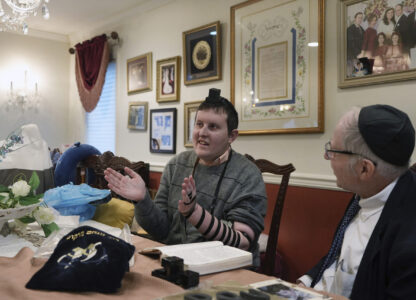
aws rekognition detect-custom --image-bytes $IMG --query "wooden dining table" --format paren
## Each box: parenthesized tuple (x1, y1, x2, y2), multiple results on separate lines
(0, 234, 274, 300)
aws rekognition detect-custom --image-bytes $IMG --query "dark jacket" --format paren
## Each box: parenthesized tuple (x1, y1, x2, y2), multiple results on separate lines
(308, 170, 416, 299)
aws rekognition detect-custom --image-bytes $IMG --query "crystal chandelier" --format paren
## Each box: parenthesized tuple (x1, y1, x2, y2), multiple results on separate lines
(0, 0, 50, 34)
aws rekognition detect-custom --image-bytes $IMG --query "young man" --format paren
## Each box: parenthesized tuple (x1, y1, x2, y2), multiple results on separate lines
(104, 89, 267, 265)
(299, 105, 416, 299)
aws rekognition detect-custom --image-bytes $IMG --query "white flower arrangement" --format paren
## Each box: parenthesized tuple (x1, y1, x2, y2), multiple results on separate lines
(0, 172, 59, 237)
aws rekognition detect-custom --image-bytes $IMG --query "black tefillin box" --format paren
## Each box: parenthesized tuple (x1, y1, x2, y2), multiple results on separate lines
(151, 256, 199, 289)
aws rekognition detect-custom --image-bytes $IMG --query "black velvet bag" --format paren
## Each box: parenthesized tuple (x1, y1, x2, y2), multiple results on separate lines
(26, 225, 135, 293)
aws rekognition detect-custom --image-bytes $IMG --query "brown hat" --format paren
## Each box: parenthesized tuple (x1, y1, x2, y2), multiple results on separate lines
(358, 105, 415, 166)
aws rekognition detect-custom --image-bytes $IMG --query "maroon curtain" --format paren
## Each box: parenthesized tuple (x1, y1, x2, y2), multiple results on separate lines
(75, 34, 109, 112)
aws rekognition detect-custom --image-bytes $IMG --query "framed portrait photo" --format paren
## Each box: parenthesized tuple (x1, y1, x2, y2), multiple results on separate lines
(231, 0, 325, 134)
(150, 108, 177, 154)
(339, 0, 416, 88)
(184, 101, 203, 147)
(182, 21, 221, 85)
(128, 102, 148, 131)
(127, 52, 152, 94)
(156, 56, 181, 102)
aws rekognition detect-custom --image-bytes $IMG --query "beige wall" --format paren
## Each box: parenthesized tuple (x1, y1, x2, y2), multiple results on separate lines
(2, 0, 415, 189)
(0, 32, 70, 148)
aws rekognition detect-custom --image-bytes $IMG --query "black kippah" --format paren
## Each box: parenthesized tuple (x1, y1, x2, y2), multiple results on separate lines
(358, 104, 415, 166)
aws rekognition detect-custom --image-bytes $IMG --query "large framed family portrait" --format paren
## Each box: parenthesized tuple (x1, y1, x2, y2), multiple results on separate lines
(149, 108, 177, 154)
(339, 0, 416, 88)
(231, 0, 325, 135)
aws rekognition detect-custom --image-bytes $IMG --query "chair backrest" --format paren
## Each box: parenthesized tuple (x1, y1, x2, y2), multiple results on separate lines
(76, 151, 150, 199)
(245, 154, 295, 276)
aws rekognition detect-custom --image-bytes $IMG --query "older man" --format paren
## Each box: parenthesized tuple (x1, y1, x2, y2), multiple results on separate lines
(104, 88, 267, 266)
(299, 105, 416, 299)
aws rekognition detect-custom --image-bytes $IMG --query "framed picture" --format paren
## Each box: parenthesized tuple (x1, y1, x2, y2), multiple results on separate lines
(150, 108, 177, 154)
(231, 0, 324, 134)
(127, 52, 152, 94)
(184, 101, 203, 147)
(156, 56, 181, 102)
(338, 0, 416, 88)
(127, 102, 148, 130)
(182, 21, 221, 85)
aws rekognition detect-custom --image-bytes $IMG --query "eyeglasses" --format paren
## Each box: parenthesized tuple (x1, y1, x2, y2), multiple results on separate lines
(324, 141, 377, 166)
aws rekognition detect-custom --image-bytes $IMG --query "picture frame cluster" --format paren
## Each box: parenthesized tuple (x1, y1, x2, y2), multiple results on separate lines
(126, 20, 223, 153)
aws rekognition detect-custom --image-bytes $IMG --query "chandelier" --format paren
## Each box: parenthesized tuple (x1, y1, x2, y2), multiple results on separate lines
(7, 70, 40, 110)
(0, 0, 50, 34)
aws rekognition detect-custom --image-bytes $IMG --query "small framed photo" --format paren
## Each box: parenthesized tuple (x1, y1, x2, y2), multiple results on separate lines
(150, 108, 177, 154)
(156, 56, 181, 102)
(127, 52, 152, 94)
(184, 101, 202, 147)
(128, 102, 148, 130)
(182, 21, 221, 85)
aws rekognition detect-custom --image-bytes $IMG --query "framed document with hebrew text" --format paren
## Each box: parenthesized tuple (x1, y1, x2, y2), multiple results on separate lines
(231, 0, 324, 134)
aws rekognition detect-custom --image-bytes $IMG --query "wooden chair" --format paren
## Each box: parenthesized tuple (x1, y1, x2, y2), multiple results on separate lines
(76, 151, 150, 199)
(245, 154, 295, 277)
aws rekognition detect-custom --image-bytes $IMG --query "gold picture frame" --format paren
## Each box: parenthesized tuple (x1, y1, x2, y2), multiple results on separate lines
(184, 101, 203, 147)
(127, 52, 152, 94)
(338, 0, 416, 88)
(182, 21, 221, 85)
(127, 102, 148, 131)
(156, 56, 181, 102)
(231, 0, 325, 134)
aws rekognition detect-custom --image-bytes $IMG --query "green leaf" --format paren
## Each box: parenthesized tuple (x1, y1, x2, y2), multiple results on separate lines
(19, 196, 40, 206)
(28, 171, 40, 192)
(41, 222, 59, 238)
(0, 185, 9, 192)
(19, 216, 36, 224)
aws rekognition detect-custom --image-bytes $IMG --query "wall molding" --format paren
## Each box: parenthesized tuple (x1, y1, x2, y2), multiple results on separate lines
(149, 163, 341, 191)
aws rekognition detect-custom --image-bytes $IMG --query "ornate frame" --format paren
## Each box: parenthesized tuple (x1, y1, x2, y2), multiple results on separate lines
(156, 56, 181, 102)
(127, 101, 148, 131)
(338, 0, 416, 88)
(184, 101, 203, 147)
(127, 52, 152, 94)
(182, 21, 221, 85)
(231, 0, 325, 134)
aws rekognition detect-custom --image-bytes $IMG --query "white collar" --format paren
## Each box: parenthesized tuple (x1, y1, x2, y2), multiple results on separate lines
(358, 178, 398, 220)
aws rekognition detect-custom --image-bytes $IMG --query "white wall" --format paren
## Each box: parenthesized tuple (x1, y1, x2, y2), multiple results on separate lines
(0, 32, 70, 148)
(5, 0, 414, 189)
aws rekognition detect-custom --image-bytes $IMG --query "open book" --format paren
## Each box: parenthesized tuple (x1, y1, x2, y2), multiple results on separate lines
(139, 241, 252, 275)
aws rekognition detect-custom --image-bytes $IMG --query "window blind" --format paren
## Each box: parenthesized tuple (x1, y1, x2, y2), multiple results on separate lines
(85, 61, 116, 153)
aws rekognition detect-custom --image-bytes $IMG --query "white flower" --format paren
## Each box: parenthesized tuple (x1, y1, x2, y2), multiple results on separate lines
(33, 206, 55, 225)
(10, 180, 31, 197)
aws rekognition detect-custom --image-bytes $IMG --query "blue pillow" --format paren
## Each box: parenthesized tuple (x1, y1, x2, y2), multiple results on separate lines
(54, 142, 100, 187)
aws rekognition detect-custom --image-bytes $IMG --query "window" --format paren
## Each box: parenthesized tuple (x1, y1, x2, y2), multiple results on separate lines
(85, 61, 116, 153)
